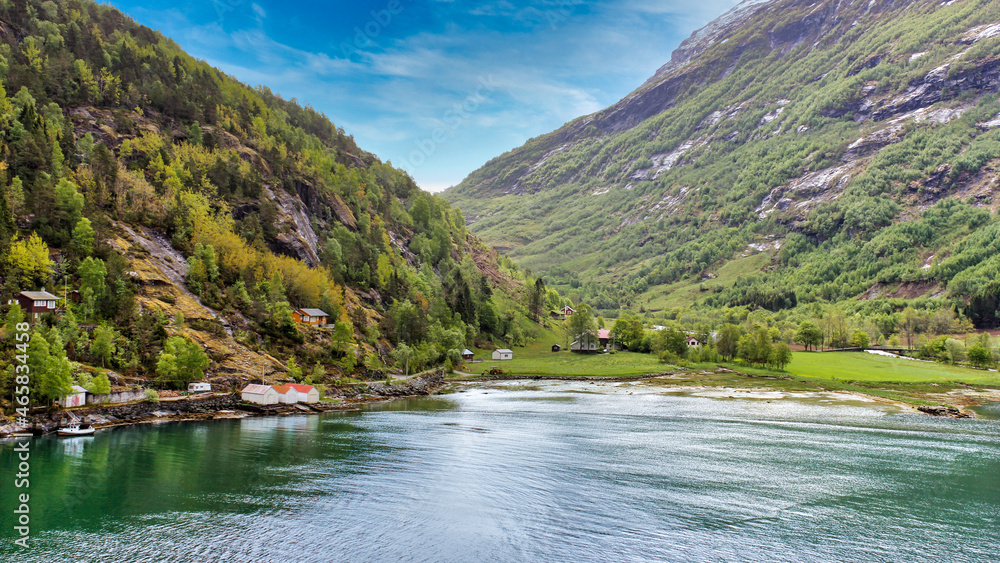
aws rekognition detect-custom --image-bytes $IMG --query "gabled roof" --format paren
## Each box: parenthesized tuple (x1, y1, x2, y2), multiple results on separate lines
(598, 329, 611, 339)
(462, 349, 474, 355)
(242, 384, 275, 395)
(70, 385, 88, 394)
(271, 385, 294, 394)
(298, 308, 328, 317)
(495, 348, 513, 354)
(288, 384, 316, 393)
(20, 290, 59, 300)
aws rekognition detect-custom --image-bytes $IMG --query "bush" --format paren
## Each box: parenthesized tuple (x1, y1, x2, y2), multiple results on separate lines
(144, 389, 160, 402)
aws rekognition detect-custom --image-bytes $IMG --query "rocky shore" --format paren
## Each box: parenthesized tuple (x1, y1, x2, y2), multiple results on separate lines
(0, 370, 446, 438)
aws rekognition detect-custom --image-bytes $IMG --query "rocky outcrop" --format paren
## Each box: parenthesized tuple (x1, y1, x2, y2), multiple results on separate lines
(918, 405, 972, 418)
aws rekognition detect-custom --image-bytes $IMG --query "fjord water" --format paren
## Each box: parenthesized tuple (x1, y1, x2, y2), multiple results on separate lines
(2, 383, 998, 562)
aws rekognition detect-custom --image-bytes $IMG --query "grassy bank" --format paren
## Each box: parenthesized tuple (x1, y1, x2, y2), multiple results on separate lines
(458, 341, 1000, 409)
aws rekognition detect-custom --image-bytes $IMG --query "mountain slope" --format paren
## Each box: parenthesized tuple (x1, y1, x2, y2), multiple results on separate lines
(445, 0, 1000, 327)
(0, 0, 552, 405)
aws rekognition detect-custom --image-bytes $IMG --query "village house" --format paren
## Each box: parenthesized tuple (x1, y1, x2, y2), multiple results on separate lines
(17, 288, 60, 323)
(686, 336, 703, 349)
(292, 308, 329, 327)
(461, 349, 475, 361)
(241, 384, 279, 405)
(492, 348, 513, 361)
(58, 385, 88, 408)
(561, 305, 576, 317)
(188, 382, 212, 393)
(571, 331, 601, 353)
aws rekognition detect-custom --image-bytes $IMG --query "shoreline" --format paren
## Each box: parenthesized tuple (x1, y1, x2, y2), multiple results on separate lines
(448, 366, 998, 418)
(0, 371, 447, 439)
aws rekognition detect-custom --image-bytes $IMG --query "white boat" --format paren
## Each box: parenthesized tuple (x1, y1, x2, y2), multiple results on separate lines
(57, 424, 95, 436)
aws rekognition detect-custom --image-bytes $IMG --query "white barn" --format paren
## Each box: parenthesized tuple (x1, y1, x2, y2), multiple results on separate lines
(241, 384, 279, 405)
(188, 382, 212, 393)
(58, 385, 88, 408)
(492, 349, 513, 361)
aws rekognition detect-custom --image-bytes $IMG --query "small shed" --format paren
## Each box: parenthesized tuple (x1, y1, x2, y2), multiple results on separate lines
(461, 349, 475, 361)
(288, 384, 320, 404)
(492, 348, 513, 361)
(549, 311, 566, 321)
(17, 289, 59, 322)
(58, 385, 88, 408)
(292, 308, 329, 326)
(241, 384, 279, 405)
(551, 344, 562, 352)
(188, 382, 212, 393)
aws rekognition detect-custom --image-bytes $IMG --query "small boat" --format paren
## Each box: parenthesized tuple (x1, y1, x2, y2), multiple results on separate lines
(57, 424, 95, 436)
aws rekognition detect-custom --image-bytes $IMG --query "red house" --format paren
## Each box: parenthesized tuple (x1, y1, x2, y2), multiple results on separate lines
(292, 308, 329, 326)
(17, 289, 60, 322)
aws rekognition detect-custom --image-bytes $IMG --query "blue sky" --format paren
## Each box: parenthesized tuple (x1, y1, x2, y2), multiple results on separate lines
(102, 0, 743, 192)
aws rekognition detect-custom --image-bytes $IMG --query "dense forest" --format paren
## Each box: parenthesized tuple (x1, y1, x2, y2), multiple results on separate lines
(0, 0, 566, 408)
(446, 0, 1000, 337)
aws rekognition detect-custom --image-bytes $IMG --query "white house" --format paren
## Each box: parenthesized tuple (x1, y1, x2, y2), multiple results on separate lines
(241, 384, 279, 405)
(188, 382, 212, 393)
(58, 385, 88, 408)
(492, 348, 513, 361)
(686, 336, 703, 348)
(287, 384, 320, 404)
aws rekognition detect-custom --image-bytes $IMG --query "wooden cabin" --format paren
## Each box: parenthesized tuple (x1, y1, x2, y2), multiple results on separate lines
(461, 349, 475, 361)
(17, 289, 59, 322)
(292, 308, 329, 326)
(551, 344, 562, 352)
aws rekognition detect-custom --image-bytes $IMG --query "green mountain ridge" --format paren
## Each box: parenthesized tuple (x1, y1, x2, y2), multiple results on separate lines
(0, 0, 554, 405)
(444, 0, 1000, 328)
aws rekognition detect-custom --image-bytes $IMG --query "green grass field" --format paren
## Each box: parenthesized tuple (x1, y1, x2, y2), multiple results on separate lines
(466, 334, 670, 377)
(787, 352, 1000, 386)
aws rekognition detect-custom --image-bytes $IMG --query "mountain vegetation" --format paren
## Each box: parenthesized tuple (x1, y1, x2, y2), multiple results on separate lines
(445, 0, 1000, 350)
(0, 0, 565, 408)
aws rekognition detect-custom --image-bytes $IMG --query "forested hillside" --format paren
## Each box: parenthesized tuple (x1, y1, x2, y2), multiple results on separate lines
(0, 0, 561, 406)
(446, 0, 1000, 332)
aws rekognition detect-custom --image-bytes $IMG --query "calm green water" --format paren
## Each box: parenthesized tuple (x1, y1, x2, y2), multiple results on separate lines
(2, 382, 999, 562)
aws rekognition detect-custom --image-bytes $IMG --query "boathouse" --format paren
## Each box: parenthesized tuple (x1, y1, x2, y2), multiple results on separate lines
(241, 384, 279, 405)
(58, 385, 89, 408)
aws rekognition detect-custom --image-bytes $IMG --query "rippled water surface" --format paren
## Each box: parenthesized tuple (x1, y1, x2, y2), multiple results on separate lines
(2, 382, 999, 562)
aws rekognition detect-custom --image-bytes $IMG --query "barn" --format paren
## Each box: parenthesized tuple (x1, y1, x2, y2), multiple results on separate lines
(241, 384, 279, 405)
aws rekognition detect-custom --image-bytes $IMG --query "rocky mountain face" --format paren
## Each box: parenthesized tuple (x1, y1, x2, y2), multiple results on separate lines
(445, 0, 1000, 324)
